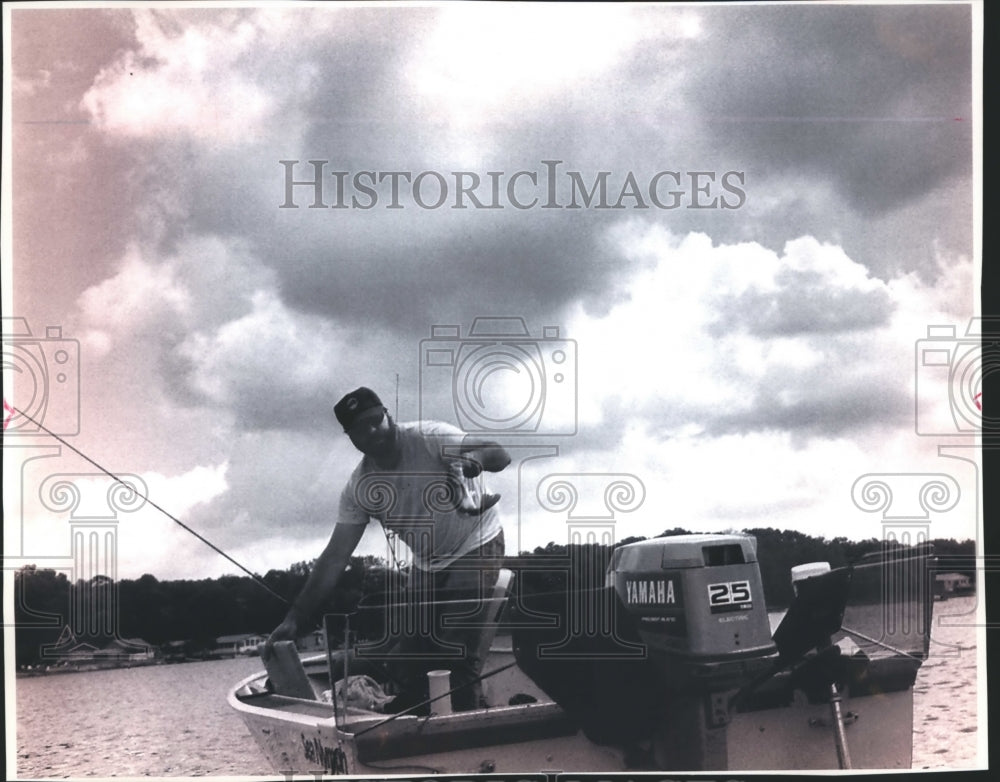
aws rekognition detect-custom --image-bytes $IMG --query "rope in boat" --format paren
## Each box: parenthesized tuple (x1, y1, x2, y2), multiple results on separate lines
(11, 408, 292, 606)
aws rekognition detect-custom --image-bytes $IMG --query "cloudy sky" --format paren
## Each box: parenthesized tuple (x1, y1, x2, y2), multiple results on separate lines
(3, 2, 981, 583)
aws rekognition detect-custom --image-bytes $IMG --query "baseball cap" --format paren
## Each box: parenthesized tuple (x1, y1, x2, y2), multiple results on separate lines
(334, 387, 384, 430)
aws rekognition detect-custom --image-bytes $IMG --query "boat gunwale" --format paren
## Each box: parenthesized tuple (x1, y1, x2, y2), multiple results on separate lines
(228, 654, 571, 737)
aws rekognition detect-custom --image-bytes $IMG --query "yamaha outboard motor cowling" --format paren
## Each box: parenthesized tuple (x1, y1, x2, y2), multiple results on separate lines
(611, 534, 775, 672)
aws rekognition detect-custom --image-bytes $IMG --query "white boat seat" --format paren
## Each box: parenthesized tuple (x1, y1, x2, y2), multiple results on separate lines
(263, 640, 318, 700)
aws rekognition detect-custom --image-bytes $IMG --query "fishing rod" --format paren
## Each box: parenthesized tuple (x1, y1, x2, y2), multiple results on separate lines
(9, 407, 292, 606)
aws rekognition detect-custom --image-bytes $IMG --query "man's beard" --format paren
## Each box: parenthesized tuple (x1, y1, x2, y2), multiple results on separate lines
(369, 424, 400, 465)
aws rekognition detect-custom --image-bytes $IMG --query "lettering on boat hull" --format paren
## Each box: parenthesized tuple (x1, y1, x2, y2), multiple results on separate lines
(300, 732, 348, 775)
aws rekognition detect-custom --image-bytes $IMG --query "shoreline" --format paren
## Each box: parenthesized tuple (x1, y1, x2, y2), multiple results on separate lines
(15, 653, 264, 678)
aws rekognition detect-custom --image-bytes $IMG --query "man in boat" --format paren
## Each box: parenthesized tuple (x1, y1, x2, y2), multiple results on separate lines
(263, 386, 511, 711)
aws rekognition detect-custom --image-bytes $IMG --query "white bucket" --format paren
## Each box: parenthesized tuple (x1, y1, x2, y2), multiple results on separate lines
(427, 669, 452, 715)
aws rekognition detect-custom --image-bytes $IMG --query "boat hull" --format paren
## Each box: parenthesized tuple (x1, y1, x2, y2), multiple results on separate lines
(229, 650, 917, 774)
(727, 687, 913, 770)
(231, 660, 629, 775)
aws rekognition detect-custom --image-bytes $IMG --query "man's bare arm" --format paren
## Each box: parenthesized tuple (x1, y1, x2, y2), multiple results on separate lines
(262, 522, 366, 659)
(458, 435, 511, 475)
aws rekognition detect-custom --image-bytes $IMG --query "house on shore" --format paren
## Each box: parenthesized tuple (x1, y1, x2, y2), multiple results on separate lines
(935, 572, 974, 599)
(297, 628, 327, 652)
(94, 637, 155, 662)
(161, 639, 192, 661)
(214, 633, 267, 657)
(39, 628, 156, 668)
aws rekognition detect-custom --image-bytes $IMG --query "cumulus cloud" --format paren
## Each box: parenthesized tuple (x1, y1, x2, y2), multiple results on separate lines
(77, 245, 190, 355)
(64, 3, 974, 342)
(710, 237, 894, 337)
(567, 225, 972, 445)
(408, 4, 651, 128)
(79, 8, 337, 143)
(174, 289, 352, 429)
(10, 460, 229, 581)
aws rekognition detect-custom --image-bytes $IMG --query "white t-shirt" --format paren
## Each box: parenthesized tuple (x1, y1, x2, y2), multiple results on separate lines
(337, 421, 503, 571)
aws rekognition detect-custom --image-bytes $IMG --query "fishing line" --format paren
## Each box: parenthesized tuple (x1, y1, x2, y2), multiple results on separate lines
(10, 407, 291, 606)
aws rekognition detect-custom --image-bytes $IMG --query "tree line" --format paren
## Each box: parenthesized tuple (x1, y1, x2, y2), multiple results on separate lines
(13, 528, 976, 667)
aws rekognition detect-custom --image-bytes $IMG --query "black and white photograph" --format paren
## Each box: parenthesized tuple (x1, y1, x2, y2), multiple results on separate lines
(3, 1, 984, 778)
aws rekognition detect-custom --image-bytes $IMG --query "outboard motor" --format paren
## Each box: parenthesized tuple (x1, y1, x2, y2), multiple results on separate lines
(511, 534, 777, 770)
(512, 536, 933, 770)
(609, 534, 777, 768)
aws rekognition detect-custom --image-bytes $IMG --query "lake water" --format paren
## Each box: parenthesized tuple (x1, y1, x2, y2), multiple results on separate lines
(910, 595, 982, 770)
(14, 656, 270, 778)
(12, 596, 983, 777)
